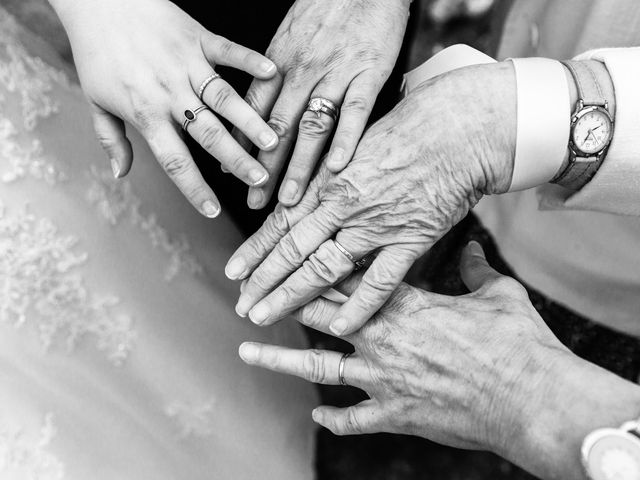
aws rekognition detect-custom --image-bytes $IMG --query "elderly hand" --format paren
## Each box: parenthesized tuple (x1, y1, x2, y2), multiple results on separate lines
(227, 62, 516, 334)
(50, 0, 280, 218)
(238, 243, 640, 480)
(232, 0, 412, 209)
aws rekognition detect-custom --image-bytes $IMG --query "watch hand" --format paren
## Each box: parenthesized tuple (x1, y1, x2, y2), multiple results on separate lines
(583, 129, 593, 144)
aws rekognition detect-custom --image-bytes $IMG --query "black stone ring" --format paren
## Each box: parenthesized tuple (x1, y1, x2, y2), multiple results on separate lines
(182, 105, 210, 132)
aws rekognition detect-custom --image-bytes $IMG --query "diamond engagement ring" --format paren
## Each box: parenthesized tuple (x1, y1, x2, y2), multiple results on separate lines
(307, 97, 339, 122)
(182, 106, 209, 132)
(198, 73, 221, 101)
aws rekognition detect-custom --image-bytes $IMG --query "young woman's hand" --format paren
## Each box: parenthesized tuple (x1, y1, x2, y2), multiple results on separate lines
(50, 0, 280, 217)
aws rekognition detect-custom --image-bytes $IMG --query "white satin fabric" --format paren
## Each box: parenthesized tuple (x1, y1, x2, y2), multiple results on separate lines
(0, 8, 317, 480)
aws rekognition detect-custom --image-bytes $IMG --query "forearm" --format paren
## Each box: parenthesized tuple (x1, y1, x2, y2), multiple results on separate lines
(502, 349, 640, 480)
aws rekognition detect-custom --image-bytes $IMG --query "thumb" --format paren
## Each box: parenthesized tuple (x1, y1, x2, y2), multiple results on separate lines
(460, 241, 503, 292)
(91, 104, 133, 178)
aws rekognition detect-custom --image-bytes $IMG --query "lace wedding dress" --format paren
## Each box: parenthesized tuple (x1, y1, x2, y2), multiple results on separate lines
(0, 7, 317, 479)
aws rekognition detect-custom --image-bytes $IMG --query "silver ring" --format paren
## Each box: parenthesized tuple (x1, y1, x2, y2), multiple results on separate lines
(182, 105, 209, 131)
(198, 72, 221, 101)
(334, 240, 355, 262)
(307, 97, 339, 122)
(338, 352, 351, 386)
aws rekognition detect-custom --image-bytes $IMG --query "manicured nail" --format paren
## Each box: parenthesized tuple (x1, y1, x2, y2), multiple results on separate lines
(225, 257, 247, 280)
(247, 188, 265, 209)
(280, 179, 298, 203)
(110, 158, 122, 178)
(239, 342, 259, 362)
(311, 409, 322, 423)
(329, 318, 348, 336)
(467, 240, 484, 257)
(261, 60, 276, 74)
(327, 148, 345, 170)
(202, 200, 220, 218)
(250, 170, 269, 187)
(249, 303, 271, 325)
(259, 131, 278, 149)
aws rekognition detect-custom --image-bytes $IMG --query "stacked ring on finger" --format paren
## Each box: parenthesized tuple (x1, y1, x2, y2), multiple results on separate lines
(334, 240, 368, 271)
(307, 97, 340, 122)
(182, 105, 210, 132)
(198, 72, 221, 101)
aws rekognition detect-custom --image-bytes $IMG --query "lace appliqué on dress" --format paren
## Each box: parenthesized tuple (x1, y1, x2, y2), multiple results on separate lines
(87, 167, 204, 282)
(164, 398, 217, 439)
(0, 204, 136, 365)
(0, 10, 67, 185)
(0, 413, 65, 480)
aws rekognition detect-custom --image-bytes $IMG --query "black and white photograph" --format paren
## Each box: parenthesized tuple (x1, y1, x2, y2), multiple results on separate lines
(1, 0, 639, 479)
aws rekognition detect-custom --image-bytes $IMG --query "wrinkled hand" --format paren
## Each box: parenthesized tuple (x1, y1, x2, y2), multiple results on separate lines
(232, 0, 411, 209)
(51, 0, 280, 217)
(227, 63, 516, 334)
(238, 242, 567, 452)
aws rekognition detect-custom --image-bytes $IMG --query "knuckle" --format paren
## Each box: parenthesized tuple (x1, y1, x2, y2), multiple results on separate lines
(268, 114, 292, 140)
(277, 234, 305, 266)
(299, 115, 332, 138)
(209, 85, 235, 112)
(248, 269, 272, 292)
(199, 124, 225, 151)
(218, 38, 238, 60)
(270, 207, 291, 232)
(307, 252, 340, 285)
(342, 95, 370, 114)
(298, 301, 323, 328)
(343, 408, 363, 434)
(224, 154, 249, 173)
(160, 154, 191, 177)
(303, 349, 326, 383)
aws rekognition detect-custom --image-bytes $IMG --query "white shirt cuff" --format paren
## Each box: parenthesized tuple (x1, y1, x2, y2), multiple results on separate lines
(508, 58, 570, 191)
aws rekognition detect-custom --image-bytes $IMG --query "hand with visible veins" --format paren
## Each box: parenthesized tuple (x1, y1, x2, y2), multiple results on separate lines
(232, 0, 412, 209)
(226, 62, 517, 335)
(238, 242, 640, 480)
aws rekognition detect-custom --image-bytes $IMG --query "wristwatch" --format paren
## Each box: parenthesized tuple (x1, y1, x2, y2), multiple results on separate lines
(582, 419, 640, 480)
(552, 60, 614, 190)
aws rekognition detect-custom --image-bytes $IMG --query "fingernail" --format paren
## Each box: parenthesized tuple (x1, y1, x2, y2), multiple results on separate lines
(110, 158, 122, 178)
(327, 148, 345, 170)
(221, 164, 230, 173)
(259, 131, 278, 149)
(235, 302, 247, 318)
(280, 180, 298, 203)
(239, 342, 259, 362)
(311, 409, 322, 423)
(250, 170, 269, 187)
(329, 318, 348, 336)
(202, 200, 220, 218)
(249, 303, 271, 325)
(225, 257, 247, 280)
(261, 60, 276, 74)
(467, 240, 484, 257)
(248, 188, 265, 210)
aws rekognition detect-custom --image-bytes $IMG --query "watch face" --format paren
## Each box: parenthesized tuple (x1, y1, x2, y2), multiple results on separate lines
(583, 429, 640, 480)
(572, 107, 613, 155)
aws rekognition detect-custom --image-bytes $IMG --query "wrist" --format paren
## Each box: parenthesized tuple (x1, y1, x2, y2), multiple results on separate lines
(499, 349, 640, 480)
(554, 59, 616, 182)
(414, 62, 516, 200)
